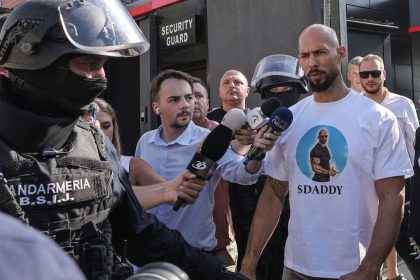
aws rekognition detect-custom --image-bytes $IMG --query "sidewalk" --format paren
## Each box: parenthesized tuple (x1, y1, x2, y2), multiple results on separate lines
(381, 261, 414, 280)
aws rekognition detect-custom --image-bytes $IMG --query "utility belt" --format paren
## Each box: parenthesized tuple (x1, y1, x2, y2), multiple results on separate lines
(45, 219, 137, 280)
(58, 222, 134, 280)
(40, 220, 113, 280)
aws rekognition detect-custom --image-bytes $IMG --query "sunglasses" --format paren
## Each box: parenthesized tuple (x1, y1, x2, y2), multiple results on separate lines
(359, 70, 382, 79)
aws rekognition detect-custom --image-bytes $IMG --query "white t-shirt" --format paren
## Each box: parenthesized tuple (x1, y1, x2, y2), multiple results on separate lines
(380, 91, 419, 165)
(265, 90, 413, 278)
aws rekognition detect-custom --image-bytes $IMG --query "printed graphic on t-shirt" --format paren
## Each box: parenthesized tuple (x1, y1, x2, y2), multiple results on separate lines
(296, 125, 347, 182)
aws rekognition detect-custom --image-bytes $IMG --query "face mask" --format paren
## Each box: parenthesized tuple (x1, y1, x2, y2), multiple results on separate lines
(263, 88, 300, 108)
(7, 55, 107, 117)
(62, 70, 107, 105)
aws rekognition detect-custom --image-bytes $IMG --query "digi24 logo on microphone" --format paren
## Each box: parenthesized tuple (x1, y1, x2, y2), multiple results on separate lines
(187, 153, 219, 180)
(191, 160, 207, 170)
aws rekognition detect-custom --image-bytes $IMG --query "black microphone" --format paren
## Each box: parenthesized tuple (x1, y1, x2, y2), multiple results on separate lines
(241, 97, 282, 130)
(173, 109, 246, 211)
(244, 107, 293, 165)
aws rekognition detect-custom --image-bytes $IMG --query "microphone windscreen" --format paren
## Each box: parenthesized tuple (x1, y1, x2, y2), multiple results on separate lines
(268, 107, 293, 132)
(200, 124, 232, 162)
(221, 108, 246, 131)
(260, 97, 282, 117)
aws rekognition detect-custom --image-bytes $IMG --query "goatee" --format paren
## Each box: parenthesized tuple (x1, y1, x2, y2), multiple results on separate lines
(308, 68, 339, 92)
(362, 85, 381, 95)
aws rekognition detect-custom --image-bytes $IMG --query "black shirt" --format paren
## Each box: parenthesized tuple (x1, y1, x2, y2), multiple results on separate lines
(310, 143, 331, 182)
(207, 107, 228, 123)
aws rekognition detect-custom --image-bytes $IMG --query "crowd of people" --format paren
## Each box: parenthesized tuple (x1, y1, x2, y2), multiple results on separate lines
(0, 1, 419, 280)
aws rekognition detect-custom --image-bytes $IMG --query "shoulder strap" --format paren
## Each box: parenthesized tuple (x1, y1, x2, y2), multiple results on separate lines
(76, 119, 107, 161)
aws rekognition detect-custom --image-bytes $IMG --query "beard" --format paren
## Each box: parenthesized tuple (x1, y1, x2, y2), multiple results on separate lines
(171, 122, 189, 129)
(308, 67, 339, 92)
(170, 111, 192, 129)
(362, 83, 382, 95)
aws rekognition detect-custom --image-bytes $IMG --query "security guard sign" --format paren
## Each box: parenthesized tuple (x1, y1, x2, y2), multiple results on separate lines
(159, 16, 198, 49)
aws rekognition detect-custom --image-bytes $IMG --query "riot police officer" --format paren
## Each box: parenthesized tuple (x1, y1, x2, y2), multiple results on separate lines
(245, 54, 308, 280)
(0, 0, 247, 279)
(251, 54, 309, 107)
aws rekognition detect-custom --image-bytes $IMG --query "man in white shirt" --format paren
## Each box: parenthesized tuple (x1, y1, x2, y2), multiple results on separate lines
(360, 54, 419, 165)
(240, 24, 412, 280)
(360, 54, 419, 280)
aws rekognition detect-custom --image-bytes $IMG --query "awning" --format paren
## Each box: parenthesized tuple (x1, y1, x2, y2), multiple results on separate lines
(408, 26, 420, 33)
(127, 0, 183, 18)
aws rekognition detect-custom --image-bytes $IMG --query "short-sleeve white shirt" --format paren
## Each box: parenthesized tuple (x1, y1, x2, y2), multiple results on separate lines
(380, 91, 419, 165)
(265, 90, 413, 278)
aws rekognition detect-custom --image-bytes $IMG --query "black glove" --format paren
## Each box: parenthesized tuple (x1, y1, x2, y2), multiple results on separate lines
(209, 269, 250, 280)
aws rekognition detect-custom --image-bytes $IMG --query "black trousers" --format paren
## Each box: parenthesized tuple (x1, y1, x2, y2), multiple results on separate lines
(395, 206, 420, 280)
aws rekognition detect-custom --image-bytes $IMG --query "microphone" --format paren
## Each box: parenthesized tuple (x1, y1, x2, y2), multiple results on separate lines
(173, 109, 246, 211)
(244, 107, 293, 164)
(221, 108, 247, 130)
(242, 97, 282, 130)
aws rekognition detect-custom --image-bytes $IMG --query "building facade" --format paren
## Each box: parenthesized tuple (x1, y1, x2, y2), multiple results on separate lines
(106, 0, 419, 154)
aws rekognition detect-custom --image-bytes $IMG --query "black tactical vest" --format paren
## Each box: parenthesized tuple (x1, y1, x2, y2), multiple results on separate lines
(0, 119, 113, 245)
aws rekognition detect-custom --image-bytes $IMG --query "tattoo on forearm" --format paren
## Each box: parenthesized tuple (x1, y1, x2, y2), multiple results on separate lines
(268, 177, 288, 204)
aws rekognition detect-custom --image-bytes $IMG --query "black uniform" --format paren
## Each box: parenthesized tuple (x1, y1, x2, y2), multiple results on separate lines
(207, 107, 289, 280)
(0, 77, 224, 279)
(249, 53, 309, 280)
(0, 0, 249, 278)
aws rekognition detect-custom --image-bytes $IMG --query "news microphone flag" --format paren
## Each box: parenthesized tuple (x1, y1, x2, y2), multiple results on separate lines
(173, 109, 246, 211)
(242, 97, 281, 130)
(244, 107, 293, 164)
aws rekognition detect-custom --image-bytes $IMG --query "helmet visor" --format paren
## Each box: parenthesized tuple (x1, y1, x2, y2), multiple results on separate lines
(58, 0, 150, 56)
(251, 54, 303, 87)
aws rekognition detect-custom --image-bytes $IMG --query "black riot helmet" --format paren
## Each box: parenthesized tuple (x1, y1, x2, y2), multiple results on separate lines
(0, 0, 150, 117)
(0, 0, 149, 70)
(251, 54, 308, 108)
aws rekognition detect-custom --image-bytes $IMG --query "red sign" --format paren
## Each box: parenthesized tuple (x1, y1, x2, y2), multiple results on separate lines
(128, 0, 183, 17)
(408, 26, 420, 33)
